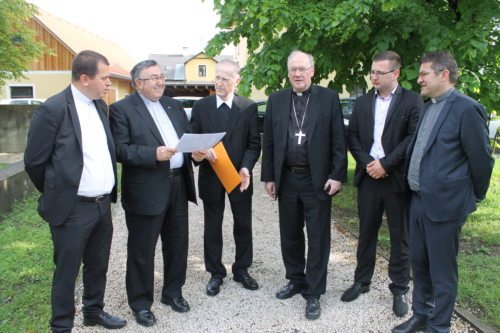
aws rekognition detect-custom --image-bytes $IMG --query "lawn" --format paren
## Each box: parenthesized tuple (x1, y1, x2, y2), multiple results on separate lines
(334, 154, 499, 330)
(0, 195, 52, 332)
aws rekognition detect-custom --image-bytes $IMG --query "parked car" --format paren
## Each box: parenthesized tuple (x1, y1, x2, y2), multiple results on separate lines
(0, 98, 45, 105)
(173, 96, 202, 120)
(256, 100, 267, 133)
(340, 98, 356, 129)
(255, 97, 356, 133)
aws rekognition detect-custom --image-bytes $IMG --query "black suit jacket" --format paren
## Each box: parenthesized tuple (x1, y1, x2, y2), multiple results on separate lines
(24, 86, 117, 226)
(406, 90, 494, 222)
(261, 85, 347, 200)
(348, 86, 422, 193)
(190, 94, 261, 203)
(109, 92, 196, 216)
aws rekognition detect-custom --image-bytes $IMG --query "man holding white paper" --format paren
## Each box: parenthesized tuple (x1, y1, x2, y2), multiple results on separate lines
(110, 60, 199, 327)
(191, 59, 261, 297)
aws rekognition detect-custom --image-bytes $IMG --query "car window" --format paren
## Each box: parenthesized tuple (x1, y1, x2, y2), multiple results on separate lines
(340, 99, 355, 115)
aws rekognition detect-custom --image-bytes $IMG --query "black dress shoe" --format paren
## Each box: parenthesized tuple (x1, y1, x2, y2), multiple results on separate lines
(233, 272, 259, 290)
(206, 276, 223, 296)
(276, 282, 304, 300)
(340, 282, 370, 302)
(161, 296, 190, 313)
(305, 298, 321, 320)
(393, 294, 409, 317)
(133, 309, 156, 327)
(392, 315, 427, 333)
(83, 311, 127, 329)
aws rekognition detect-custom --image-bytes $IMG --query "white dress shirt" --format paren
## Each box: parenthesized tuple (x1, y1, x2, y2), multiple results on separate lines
(369, 85, 398, 160)
(140, 95, 184, 168)
(71, 85, 114, 196)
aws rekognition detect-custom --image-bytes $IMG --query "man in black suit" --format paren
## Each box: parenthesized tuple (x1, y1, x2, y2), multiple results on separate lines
(343, 51, 422, 317)
(190, 59, 261, 296)
(109, 60, 197, 327)
(24, 50, 126, 332)
(393, 51, 494, 333)
(261, 50, 347, 320)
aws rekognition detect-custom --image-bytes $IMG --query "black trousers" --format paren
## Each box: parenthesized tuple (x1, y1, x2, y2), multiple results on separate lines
(49, 196, 113, 333)
(354, 176, 410, 294)
(125, 174, 188, 311)
(410, 193, 463, 333)
(278, 169, 332, 297)
(203, 191, 253, 278)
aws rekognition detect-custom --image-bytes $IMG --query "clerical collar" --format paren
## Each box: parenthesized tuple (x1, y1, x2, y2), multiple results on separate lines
(216, 94, 234, 109)
(431, 88, 454, 104)
(292, 86, 311, 97)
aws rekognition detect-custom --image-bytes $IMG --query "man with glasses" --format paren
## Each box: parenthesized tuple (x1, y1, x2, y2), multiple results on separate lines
(109, 60, 197, 327)
(343, 50, 422, 317)
(190, 59, 261, 297)
(261, 50, 347, 320)
(393, 51, 493, 333)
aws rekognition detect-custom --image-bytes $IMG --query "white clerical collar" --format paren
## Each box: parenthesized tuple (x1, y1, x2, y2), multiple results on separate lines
(71, 84, 93, 105)
(216, 94, 234, 109)
(138, 93, 161, 108)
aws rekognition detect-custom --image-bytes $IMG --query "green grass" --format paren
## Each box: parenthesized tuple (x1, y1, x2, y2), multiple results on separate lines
(0, 194, 53, 333)
(0, 163, 8, 169)
(333, 154, 499, 330)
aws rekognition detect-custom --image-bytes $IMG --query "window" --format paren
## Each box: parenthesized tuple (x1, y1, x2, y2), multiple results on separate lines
(198, 65, 206, 77)
(10, 86, 34, 98)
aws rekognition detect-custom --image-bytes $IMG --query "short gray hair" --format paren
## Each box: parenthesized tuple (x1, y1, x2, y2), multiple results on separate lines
(130, 60, 159, 88)
(217, 59, 240, 77)
(287, 50, 315, 68)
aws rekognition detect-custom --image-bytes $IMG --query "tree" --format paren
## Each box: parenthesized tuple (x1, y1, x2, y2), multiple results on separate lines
(0, 0, 47, 87)
(206, 0, 499, 113)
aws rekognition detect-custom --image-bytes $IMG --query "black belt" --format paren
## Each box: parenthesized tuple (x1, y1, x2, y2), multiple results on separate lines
(78, 194, 109, 203)
(285, 165, 310, 174)
(169, 168, 183, 177)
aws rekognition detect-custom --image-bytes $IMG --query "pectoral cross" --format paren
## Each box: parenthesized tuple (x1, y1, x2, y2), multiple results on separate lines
(295, 130, 306, 145)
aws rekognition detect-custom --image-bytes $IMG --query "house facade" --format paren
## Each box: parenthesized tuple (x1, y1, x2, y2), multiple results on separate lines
(0, 10, 136, 105)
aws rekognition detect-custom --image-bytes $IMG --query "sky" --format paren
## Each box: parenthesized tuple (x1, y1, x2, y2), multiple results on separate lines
(27, 0, 232, 61)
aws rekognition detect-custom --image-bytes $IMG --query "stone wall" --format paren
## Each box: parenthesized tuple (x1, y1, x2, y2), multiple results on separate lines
(0, 105, 35, 153)
(0, 161, 36, 214)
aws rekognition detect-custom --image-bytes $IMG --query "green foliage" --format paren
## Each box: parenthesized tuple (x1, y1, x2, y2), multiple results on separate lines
(0, 194, 52, 332)
(207, 0, 499, 113)
(0, 0, 47, 87)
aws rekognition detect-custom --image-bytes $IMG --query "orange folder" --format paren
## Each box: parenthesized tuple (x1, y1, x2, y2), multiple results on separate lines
(209, 142, 241, 193)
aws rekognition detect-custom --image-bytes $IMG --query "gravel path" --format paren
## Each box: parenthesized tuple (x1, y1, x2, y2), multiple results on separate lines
(72, 162, 474, 333)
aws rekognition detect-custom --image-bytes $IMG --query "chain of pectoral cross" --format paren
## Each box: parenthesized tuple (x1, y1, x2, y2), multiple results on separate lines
(292, 94, 310, 145)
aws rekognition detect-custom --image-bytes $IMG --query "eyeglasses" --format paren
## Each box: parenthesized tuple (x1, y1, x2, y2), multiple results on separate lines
(138, 75, 165, 83)
(370, 70, 395, 77)
(288, 66, 313, 74)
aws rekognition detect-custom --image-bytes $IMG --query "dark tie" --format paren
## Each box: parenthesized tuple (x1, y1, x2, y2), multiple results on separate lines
(219, 103, 231, 129)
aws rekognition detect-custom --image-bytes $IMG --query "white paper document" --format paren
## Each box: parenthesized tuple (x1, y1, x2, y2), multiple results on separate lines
(175, 132, 226, 152)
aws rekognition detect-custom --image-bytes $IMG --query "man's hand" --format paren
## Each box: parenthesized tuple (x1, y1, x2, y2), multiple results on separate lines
(366, 159, 387, 179)
(265, 182, 276, 199)
(156, 146, 176, 161)
(192, 150, 207, 162)
(239, 168, 250, 192)
(191, 148, 217, 162)
(205, 148, 217, 163)
(324, 179, 341, 196)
